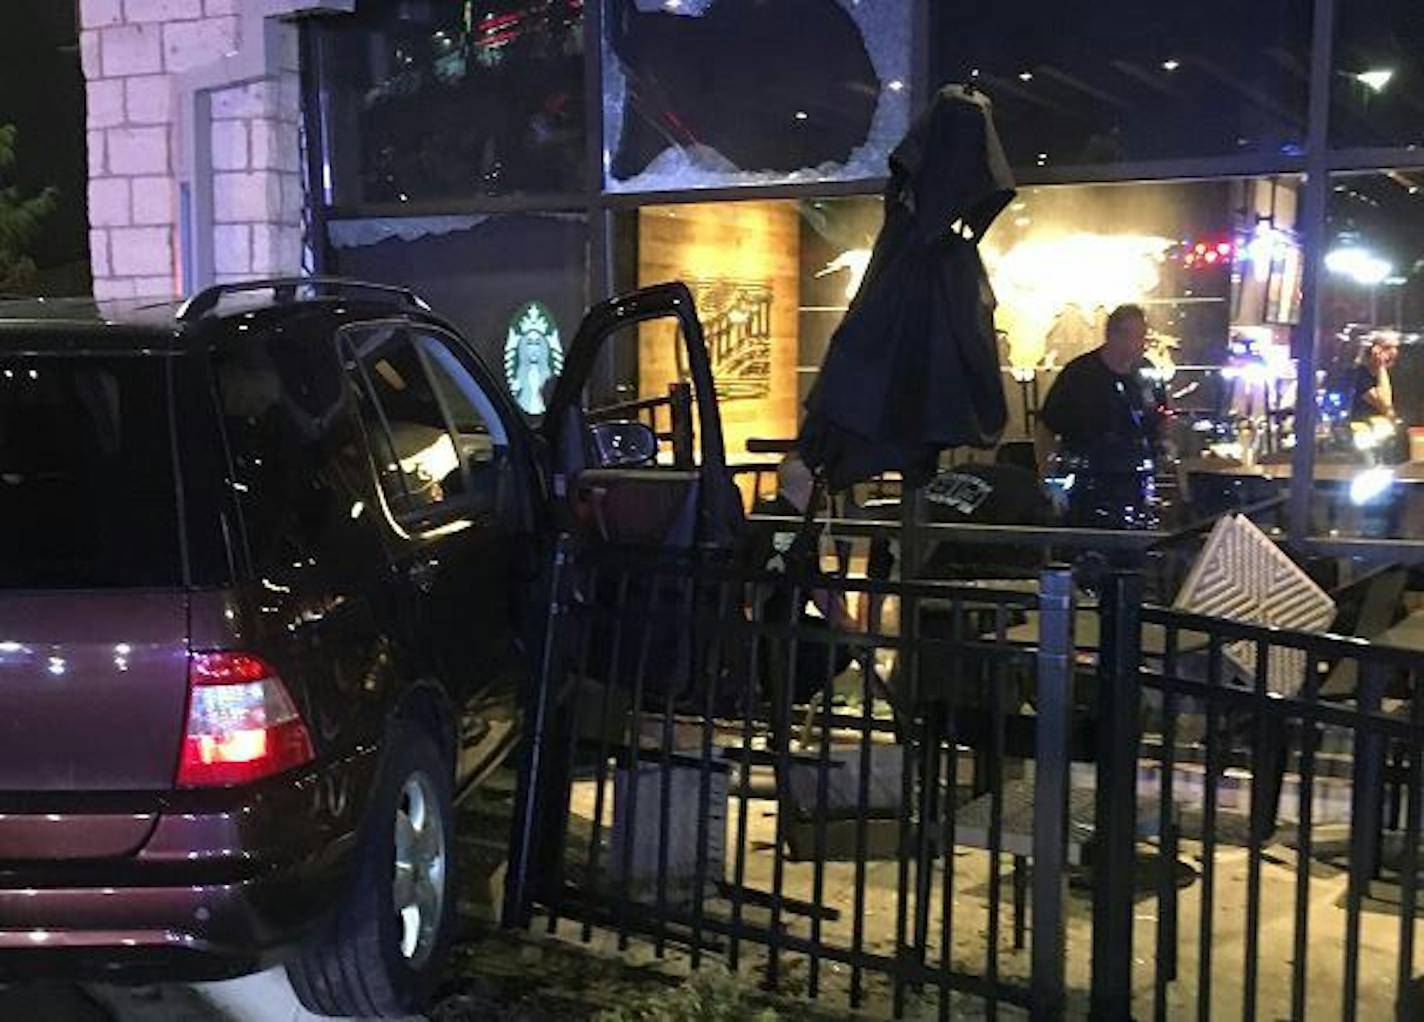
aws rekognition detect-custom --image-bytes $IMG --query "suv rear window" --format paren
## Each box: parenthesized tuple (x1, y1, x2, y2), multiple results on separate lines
(0, 354, 182, 588)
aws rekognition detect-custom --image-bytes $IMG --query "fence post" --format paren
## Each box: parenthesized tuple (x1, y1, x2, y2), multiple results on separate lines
(1351, 660, 1387, 882)
(1032, 566, 1076, 1021)
(1344, 658, 1388, 1017)
(503, 539, 570, 929)
(1092, 571, 1143, 1021)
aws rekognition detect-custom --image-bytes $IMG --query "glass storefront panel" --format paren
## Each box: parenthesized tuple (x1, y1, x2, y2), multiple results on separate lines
(1310, 171, 1424, 539)
(315, 0, 585, 205)
(295, 0, 1424, 562)
(987, 178, 1304, 533)
(326, 212, 587, 414)
(612, 199, 825, 461)
(986, 177, 1303, 445)
(601, 0, 912, 192)
(932, 0, 1311, 170)
(613, 178, 1301, 531)
(1332, 0, 1424, 149)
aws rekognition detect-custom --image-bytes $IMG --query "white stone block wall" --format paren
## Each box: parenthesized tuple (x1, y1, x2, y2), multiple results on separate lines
(209, 74, 304, 283)
(80, 0, 305, 300)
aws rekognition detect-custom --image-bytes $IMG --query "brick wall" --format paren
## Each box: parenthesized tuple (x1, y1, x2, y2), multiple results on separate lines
(80, 0, 307, 300)
(208, 74, 306, 284)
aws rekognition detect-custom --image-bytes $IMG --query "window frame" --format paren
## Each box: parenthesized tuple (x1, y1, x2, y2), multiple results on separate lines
(303, 0, 1424, 556)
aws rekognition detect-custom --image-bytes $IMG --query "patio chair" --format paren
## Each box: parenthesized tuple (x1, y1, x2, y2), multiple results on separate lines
(1314, 565, 1409, 700)
(1308, 565, 1411, 844)
(1142, 514, 1334, 846)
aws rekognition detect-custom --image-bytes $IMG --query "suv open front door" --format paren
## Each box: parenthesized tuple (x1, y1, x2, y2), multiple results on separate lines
(543, 281, 742, 554)
(512, 284, 748, 912)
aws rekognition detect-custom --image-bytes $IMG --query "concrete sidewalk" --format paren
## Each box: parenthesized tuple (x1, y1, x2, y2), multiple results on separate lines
(1, 968, 401, 1022)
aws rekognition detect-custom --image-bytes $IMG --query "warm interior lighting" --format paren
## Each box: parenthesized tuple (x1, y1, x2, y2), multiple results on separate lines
(984, 231, 1173, 369)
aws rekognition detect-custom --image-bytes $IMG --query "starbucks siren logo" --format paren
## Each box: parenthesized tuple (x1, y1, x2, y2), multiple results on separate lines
(503, 301, 564, 415)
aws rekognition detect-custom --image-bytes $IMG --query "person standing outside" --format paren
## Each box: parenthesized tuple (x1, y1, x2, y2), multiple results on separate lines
(1033, 304, 1161, 528)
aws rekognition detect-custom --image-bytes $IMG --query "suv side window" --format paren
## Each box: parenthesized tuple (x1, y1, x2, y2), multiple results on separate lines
(344, 324, 510, 529)
(212, 334, 373, 579)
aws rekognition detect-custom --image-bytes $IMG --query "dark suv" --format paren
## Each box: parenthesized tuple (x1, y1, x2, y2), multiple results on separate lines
(0, 275, 744, 1018)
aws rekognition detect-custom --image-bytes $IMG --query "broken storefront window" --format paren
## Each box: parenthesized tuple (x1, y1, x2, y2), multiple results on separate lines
(602, 0, 911, 192)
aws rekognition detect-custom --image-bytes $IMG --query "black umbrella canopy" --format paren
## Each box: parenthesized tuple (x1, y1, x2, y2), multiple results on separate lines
(799, 85, 1016, 493)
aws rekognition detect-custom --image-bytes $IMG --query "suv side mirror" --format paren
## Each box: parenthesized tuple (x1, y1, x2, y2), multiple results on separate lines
(589, 420, 658, 468)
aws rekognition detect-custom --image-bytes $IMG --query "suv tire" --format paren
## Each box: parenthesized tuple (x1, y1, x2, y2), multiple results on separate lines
(287, 720, 457, 1018)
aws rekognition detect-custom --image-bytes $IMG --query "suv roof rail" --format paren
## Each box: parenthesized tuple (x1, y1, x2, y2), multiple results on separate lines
(176, 277, 432, 322)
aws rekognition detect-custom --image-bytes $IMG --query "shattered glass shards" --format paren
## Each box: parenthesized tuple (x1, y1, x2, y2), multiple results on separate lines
(603, 0, 912, 192)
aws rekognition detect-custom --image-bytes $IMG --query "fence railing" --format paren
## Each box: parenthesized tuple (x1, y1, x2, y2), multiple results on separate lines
(1112, 577, 1424, 1022)
(505, 538, 1424, 1021)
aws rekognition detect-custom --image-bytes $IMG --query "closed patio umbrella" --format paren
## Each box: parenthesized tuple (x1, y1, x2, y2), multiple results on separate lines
(800, 85, 1016, 492)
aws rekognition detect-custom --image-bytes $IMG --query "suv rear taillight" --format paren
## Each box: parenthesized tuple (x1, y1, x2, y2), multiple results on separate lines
(177, 652, 315, 788)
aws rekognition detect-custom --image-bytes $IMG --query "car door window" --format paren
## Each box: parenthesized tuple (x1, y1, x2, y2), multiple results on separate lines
(417, 334, 509, 467)
(583, 318, 702, 469)
(344, 325, 510, 529)
(347, 328, 460, 522)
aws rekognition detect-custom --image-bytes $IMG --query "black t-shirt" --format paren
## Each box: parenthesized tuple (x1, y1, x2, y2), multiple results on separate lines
(1040, 351, 1156, 470)
(1350, 363, 1382, 421)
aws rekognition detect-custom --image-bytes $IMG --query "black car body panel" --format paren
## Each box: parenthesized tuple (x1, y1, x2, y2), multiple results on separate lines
(0, 279, 727, 987)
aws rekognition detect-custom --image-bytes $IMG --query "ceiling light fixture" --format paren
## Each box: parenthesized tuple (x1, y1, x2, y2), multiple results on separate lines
(1325, 245, 1394, 286)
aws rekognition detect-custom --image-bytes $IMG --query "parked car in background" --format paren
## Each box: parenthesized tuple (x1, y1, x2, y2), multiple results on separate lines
(0, 278, 736, 1018)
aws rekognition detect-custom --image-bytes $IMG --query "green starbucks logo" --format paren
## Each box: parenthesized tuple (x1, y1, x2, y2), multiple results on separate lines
(503, 301, 564, 416)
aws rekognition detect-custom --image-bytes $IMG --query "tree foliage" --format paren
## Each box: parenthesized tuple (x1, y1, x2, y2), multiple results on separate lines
(0, 124, 58, 292)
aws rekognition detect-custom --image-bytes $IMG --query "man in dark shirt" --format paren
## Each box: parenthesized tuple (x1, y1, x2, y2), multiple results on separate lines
(1350, 334, 1399, 423)
(1034, 304, 1159, 528)
(1349, 334, 1404, 463)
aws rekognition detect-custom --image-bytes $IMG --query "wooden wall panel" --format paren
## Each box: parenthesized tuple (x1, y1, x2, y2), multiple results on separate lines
(637, 201, 800, 463)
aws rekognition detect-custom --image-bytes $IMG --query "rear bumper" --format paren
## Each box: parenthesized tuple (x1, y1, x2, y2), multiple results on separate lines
(0, 865, 335, 981)
(0, 746, 379, 982)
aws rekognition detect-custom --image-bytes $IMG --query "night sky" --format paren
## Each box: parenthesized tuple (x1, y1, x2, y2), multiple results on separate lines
(0, 0, 88, 284)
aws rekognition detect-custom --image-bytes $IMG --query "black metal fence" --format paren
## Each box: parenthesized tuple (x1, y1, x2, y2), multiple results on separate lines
(504, 538, 1424, 1021)
(1112, 577, 1424, 1022)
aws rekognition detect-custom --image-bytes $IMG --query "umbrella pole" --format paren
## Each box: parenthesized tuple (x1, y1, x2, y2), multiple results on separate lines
(899, 482, 926, 582)
(892, 482, 927, 1009)
(897, 485, 924, 692)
